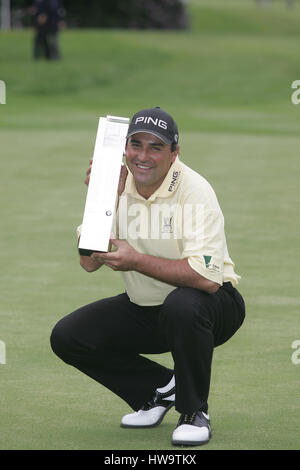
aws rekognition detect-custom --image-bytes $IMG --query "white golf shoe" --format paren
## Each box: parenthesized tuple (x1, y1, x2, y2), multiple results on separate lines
(171, 410, 211, 446)
(121, 376, 175, 428)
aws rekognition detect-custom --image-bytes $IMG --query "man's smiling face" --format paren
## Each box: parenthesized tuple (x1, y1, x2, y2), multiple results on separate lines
(125, 132, 179, 199)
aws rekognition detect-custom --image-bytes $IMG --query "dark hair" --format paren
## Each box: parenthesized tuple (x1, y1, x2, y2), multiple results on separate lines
(171, 141, 178, 152)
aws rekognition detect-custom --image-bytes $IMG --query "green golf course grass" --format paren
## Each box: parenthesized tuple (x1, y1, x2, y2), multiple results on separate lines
(0, 0, 299, 450)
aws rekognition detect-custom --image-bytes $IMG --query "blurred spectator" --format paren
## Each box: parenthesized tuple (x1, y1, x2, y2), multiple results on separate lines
(29, 0, 66, 60)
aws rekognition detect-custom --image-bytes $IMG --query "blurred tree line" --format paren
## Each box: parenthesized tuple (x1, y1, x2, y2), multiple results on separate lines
(11, 0, 189, 29)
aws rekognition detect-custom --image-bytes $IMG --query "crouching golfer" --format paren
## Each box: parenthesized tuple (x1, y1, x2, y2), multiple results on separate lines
(50, 107, 245, 446)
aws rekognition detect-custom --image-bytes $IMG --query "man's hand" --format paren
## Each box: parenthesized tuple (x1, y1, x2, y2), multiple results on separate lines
(90, 238, 219, 293)
(37, 13, 48, 25)
(91, 238, 140, 271)
(84, 158, 128, 197)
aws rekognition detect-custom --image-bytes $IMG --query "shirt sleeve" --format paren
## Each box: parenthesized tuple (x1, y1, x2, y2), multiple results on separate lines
(181, 193, 225, 285)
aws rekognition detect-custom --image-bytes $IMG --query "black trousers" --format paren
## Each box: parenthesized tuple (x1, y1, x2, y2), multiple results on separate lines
(33, 31, 60, 60)
(50, 283, 245, 414)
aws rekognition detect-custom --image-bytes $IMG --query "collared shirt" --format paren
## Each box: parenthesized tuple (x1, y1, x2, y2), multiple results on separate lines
(114, 157, 241, 306)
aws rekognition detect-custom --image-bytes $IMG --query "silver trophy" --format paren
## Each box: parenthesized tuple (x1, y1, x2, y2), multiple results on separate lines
(78, 115, 129, 255)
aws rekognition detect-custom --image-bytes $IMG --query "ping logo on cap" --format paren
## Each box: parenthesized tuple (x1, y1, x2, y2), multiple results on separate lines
(135, 116, 168, 130)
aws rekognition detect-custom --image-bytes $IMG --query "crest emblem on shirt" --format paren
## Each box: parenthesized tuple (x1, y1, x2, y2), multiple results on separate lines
(162, 216, 173, 233)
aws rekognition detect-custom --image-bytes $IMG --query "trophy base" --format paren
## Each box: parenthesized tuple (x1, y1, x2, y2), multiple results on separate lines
(78, 248, 106, 256)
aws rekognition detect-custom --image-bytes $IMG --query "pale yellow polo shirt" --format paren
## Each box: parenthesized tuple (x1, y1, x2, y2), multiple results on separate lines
(114, 157, 241, 306)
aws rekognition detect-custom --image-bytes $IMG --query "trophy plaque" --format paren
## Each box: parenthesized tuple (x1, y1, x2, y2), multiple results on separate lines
(78, 115, 129, 255)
